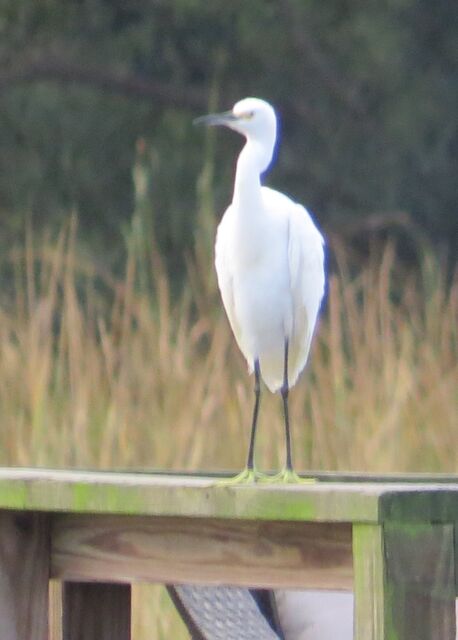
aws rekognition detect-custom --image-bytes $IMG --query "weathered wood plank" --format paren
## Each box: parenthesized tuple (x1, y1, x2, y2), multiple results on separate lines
(49, 580, 63, 640)
(0, 468, 379, 522)
(353, 523, 456, 640)
(62, 582, 131, 640)
(0, 511, 50, 640)
(51, 514, 353, 590)
(455, 523, 458, 595)
(0, 467, 457, 524)
(353, 524, 385, 638)
(384, 523, 456, 639)
(379, 489, 458, 525)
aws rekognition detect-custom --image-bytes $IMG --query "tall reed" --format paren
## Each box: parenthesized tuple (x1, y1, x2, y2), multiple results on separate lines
(1, 225, 455, 474)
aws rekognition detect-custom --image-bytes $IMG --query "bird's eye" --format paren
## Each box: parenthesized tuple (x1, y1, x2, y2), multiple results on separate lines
(240, 110, 255, 120)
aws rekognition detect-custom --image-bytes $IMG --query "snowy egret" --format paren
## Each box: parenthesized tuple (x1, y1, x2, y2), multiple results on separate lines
(195, 98, 325, 483)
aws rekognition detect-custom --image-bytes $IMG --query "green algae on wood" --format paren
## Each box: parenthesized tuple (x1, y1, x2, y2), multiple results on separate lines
(0, 468, 456, 525)
(353, 522, 456, 640)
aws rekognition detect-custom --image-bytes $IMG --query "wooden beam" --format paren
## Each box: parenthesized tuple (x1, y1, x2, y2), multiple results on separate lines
(353, 523, 456, 640)
(0, 511, 50, 640)
(0, 467, 457, 524)
(62, 582, 131, 640)
(51, 514, 353, 590)
(0, 468, 379, 522)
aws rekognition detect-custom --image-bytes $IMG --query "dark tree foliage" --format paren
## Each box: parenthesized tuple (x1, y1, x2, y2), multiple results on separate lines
(0, 0, 456, 267)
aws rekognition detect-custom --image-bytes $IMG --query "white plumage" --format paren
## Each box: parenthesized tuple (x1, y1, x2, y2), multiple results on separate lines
(195, 97, 325, 481)
(215, 185, 324, 391)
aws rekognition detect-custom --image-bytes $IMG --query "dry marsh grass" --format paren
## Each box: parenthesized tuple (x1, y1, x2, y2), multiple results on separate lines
(0, 224, 456, 637)
(1, 225, 455, 474)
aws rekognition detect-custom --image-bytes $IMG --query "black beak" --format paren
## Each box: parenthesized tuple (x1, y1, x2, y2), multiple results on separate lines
(193, 110, 237, 127)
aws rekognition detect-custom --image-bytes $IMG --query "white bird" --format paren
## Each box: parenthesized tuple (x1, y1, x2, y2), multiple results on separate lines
(195, 97, 325, 482)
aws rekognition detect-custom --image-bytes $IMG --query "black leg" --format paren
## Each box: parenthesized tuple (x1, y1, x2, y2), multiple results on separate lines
(281, 340, 293, 471)
(246, 359, 261, 471)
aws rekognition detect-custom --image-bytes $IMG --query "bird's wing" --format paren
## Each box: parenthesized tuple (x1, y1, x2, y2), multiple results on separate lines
(286, 202, 325, 385)
(214, 208, 245, 359)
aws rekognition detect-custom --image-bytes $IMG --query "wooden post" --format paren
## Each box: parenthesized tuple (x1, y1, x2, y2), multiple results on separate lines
(353, 522, 456, 640)
(62, 582, 131, 640)
(49, 580, 63, 640)
(0, 511, 50, 640)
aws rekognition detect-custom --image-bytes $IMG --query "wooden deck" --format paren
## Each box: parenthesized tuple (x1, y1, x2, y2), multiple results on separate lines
(0, 468, 457, 639)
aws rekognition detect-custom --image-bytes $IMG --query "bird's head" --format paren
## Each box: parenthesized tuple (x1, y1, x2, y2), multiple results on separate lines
(194, 98, 277, 143)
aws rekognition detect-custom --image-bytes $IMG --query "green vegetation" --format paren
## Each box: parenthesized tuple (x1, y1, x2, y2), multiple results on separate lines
(0, 2, 456, 635)
(1, 1, 457, 265)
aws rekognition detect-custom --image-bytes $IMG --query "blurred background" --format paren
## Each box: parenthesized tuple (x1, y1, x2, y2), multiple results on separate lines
(0, 1, 457, 636)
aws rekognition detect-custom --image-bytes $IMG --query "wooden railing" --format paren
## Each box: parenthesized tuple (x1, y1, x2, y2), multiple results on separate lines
(0, 468, 457, 639)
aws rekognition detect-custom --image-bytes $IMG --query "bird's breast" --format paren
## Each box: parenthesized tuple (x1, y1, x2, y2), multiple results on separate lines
(232, 247, 293, 352)
(231, 206, 286, 266)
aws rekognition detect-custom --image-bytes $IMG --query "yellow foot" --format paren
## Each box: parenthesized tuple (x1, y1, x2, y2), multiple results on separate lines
(259, 468, 316, 484)
(216, 468, 268, 486)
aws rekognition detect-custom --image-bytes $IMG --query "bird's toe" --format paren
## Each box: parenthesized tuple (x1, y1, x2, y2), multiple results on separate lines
(215, 468, 267, 486)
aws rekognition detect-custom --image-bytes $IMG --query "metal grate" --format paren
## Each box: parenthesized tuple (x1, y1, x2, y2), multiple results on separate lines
(167, 585, 282, 640)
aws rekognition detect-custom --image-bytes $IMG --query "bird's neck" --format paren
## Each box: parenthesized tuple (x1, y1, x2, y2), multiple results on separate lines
(233, 138, 274, 209)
